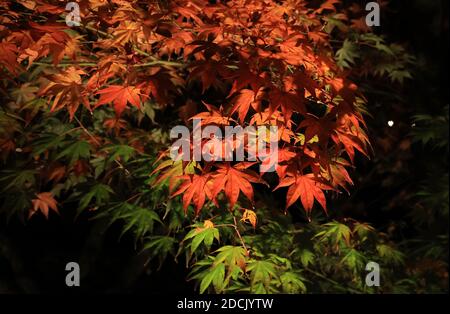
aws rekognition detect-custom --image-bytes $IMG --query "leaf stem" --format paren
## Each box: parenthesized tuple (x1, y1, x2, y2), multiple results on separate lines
(233, 216, 249, 255)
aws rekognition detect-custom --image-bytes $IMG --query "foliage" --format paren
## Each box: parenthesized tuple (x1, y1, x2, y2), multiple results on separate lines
(0, 0, 446, 294)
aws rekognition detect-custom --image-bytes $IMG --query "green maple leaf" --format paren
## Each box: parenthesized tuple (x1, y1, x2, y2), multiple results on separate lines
(336, 39, 359, 69)
(56, 140, 91, 165)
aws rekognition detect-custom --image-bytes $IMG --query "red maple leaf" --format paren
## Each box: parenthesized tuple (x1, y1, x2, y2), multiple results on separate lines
(171, 173, 213, 213)
(96, 85, 143, 116)
(211, 162, 266, 209)
(0, 42, 19, 74)
(231, 88, 263, 124)
(191, 102, 234, 126)
(275, 174, 333, 213)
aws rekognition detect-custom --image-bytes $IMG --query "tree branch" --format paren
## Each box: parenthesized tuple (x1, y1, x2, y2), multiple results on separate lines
(74, 116, 131, 176)
(233, 216, 249, 255)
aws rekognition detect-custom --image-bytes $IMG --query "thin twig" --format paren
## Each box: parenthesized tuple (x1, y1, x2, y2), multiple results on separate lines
(84, 24, 111, 38)
(214, 223, 236, 228)
(32, 60, 184, 68)
(32, 62, 98, 67)
(73, 116, 131, 176)
(303, 268, 364, 294)
(124, 192, 143, 203)
(233, 216, 249, 255)
(133, 60, 184, 68)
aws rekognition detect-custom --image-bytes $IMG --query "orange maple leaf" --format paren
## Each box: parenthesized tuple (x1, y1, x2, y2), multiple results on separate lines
(29, 192, 59, 219)
(275, 174, 333, 213)
(39, 67, 89, 120)
(231, 88, 263, 124)
(96, 85, 143, 116)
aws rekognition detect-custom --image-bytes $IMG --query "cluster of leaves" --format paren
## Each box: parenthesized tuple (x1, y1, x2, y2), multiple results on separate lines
(1, 0, 439, 294)
(0, 0, 382, 218)
(0, 104, 162, 221)
(186, 215, 409, 294)
(147, 0, 377, 217)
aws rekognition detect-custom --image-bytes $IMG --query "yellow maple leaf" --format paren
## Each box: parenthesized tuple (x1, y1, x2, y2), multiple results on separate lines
(241, 209, 257, 228)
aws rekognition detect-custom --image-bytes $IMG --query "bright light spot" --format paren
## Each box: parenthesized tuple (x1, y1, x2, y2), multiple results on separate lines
(387, 120, 394, 127)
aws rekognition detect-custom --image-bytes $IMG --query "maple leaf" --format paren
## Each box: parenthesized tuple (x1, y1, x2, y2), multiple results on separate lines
(143, 67, 181, 105)
(184, 220, 220, 253)
(39, 67, 90, 120)
(211, 162, 265, 209)
(35, 3, 65, 14)
(28, 22, 74, 65)
(231, 88, 263, 124)
(103, 117, 128, 136)
(308, 31, 329, 45)
(241, 208, 257, 228)
(261, 147, 297, 177)
(332, 132, 369, 163)
(152, 158, 198, 193)
(188, 60, 229, 93)
(247, 260, 277, 293)
(293, 71, 319, 98)
(86, 56, 128, 90)
(29, 192, 59, 219)
(315, 0, 340, 14)
(336, 39, 359, 68)
(275, 174, 333, 213)
(328, 161, 354, 192)
(249, 109, 295, 143)
(269, 89, 304, 122)
(226, 64, 264, 97)
(179, 99, 198, 123)
(0, 42, 19, 74)
(214, 245, 248, 270)
(159, 31, 194, 56)
(96, 85, 143, 116)
(56, 140, 91, 165)
(171, 173, 213, 213)
(191, 102, 233, 126)
(46, 164, 66, 182)
(11, 83, 39, 105)
(0, 139, 16, 160)
(111, 21, 141, 46)
(351, 17, 371, 32)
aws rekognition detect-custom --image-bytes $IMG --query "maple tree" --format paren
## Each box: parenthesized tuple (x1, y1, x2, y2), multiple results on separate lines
(1, 0, 375, 218)
(0, 0, 447, 295)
